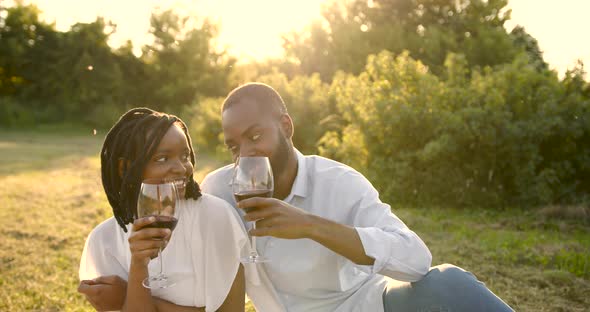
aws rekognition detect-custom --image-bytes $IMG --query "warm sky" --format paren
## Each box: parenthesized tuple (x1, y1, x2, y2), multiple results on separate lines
(15, 0, 590, 76)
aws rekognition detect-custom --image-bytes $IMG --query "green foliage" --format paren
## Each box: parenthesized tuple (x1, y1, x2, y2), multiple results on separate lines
(0, 4, 233, 127)
(284, 0, 535, 80)
(184, 97, 226, 157)
(256, 73, 337, 154)
(187, 73, 337, 157)
(322, 50, 590, 207)
(141, 10, 235, 113)
(0, 97, 34, 127)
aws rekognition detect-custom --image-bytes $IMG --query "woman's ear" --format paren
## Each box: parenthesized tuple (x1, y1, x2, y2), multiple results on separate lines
(279, 114, 294, 139)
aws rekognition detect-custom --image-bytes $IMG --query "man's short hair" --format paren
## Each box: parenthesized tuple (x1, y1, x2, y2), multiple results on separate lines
(222, 82, 288, 115)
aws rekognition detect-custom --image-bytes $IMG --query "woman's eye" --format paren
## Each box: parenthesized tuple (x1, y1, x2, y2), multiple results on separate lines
(251, 134, 261, 141)
(155, 156, 167, 162)
(181, 153, 190, 161)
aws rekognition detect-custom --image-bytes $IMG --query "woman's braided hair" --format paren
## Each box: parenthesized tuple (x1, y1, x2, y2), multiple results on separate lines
(101, 107, 201, 231)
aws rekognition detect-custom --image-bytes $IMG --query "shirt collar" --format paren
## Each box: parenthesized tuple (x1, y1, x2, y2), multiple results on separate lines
(287, 149, 308, 200)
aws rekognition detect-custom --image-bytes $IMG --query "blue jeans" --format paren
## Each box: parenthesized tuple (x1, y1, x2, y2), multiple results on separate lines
(383, 264, 513, 312)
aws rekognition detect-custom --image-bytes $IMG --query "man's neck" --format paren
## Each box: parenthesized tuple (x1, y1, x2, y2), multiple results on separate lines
(274, 148, 298, 200)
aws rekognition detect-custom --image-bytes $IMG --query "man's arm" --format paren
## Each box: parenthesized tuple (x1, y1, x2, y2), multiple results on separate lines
(240, 185, 432, 282)
(241, 198, 374, 265)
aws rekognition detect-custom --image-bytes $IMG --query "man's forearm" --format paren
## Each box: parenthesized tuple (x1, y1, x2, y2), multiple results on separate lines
(307, 215, 375, 265)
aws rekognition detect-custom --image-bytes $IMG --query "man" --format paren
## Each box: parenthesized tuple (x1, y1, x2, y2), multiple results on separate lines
(79, 83, 513, 311)
(200, 83, 512, 312)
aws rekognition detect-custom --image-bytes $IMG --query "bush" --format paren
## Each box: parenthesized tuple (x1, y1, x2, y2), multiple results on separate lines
(0, 97, 35, 127)
(322, 51, 590, 208)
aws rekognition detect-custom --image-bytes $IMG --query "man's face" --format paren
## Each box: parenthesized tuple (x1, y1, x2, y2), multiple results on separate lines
(222, 100, 291, 178)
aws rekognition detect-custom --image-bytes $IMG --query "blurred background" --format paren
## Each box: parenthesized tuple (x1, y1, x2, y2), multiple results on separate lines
(0, 0, 588, 311)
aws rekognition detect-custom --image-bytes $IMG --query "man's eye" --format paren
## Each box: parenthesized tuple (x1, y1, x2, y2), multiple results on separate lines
(251, 134, 261, 141)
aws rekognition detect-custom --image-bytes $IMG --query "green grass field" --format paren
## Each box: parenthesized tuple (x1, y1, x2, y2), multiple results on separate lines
(0, 130, 588, 311)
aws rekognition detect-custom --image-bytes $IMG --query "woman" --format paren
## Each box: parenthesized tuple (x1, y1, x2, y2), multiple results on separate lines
(79, 108, 247, 311)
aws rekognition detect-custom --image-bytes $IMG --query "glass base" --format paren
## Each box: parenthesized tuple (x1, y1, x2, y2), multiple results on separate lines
(241, 254, 270, 264)
(142, 274, 178, 289)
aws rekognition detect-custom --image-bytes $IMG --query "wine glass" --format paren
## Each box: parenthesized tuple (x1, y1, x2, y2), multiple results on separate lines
(137, 178, 179, 289)
(232, 156, 274, 264)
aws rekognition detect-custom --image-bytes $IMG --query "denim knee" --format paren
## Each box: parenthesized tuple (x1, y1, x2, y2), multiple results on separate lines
(423, 264, 480, 288)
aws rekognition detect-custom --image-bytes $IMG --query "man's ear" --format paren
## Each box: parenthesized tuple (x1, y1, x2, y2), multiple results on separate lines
(279, 114, 294, 139)
(118, 158, 130, 178)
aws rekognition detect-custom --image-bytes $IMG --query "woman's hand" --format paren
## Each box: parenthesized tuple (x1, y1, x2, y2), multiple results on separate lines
(128, 216, 171, 266)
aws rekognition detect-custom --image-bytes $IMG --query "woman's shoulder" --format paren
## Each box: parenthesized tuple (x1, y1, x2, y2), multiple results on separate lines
(85, 217, 128, 247)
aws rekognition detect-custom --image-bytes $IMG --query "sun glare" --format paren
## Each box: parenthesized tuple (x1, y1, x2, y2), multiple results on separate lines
(24, 0, 325, 62)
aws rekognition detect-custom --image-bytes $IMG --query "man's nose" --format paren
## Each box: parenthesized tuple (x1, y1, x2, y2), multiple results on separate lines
(239, 144, 257, 157)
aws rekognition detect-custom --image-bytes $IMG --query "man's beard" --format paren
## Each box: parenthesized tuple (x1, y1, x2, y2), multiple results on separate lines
(269, 128, 291, 180)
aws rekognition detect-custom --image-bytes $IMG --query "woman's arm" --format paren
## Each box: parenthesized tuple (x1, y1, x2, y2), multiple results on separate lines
(217, 264, 245, 312)
(122, 217, 170, 312)
(153, 257, 245, 312)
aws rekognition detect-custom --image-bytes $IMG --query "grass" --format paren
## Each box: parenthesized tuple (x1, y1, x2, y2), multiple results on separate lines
(0, 130, 588, 311)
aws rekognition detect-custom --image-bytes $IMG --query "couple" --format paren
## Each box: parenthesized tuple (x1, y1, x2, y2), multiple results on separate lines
(78, 83, 513, 311)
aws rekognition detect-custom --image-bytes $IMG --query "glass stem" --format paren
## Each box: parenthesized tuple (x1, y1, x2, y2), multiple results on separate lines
(251, 223, 258, 257)
(158, 247, 163, 276)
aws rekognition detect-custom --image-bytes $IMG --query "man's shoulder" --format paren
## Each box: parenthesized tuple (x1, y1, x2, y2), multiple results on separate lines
(201, 164, 233, 186)
(304, 154, 367, 182)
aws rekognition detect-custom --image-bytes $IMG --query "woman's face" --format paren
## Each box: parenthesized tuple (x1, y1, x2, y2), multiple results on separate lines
(142, 123, 194, 198)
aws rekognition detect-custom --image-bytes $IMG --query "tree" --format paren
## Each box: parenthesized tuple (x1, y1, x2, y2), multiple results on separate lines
(141, 9, 235, 112)
(284, 0, 529, 80)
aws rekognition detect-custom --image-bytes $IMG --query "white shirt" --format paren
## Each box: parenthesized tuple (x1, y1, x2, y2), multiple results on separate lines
(201, 151, 432, 312)
(79, 194, 284, 312)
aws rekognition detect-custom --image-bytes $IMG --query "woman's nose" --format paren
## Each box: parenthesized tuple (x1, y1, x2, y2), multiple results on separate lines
(170, 158, 187, 174)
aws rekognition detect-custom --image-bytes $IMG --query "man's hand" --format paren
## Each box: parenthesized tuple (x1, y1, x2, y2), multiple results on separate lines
(239, 197, 376, 265)
(77, 275, 127, 311)
(238, 197, 317, 239)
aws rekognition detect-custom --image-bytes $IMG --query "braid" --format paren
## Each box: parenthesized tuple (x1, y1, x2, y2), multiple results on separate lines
(174, 118, 203, 200)
(101, 107, 202, 232)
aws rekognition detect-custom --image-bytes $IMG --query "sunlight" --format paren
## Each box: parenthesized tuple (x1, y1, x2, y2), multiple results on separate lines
(16, 0, 590, 72)
(506, 0, 590, 76)
(25, 0, 326, 61)
(181, 0, 327, 61)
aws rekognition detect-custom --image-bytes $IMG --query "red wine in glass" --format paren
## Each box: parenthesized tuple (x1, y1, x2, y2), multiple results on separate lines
(143, 215, 178, 231)
(232, 156, 274, 264)
(234, 190, 273, 202)
(137, 179, 179, 289)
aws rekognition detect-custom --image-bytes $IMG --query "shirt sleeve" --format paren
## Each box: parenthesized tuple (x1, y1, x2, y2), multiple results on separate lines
(348, 173, 432, 282)
(79, 218, 129, 281)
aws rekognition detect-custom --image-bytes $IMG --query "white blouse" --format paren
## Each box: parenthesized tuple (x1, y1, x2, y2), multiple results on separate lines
(79, 193, 281, 311)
